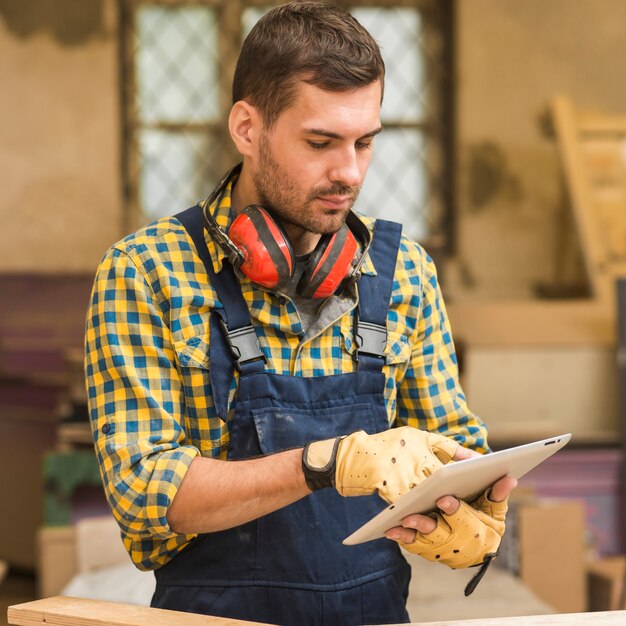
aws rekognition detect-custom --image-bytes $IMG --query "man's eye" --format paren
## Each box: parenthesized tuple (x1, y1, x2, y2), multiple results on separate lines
(356, 140, 373, 150)
(307, 141, 329, 150)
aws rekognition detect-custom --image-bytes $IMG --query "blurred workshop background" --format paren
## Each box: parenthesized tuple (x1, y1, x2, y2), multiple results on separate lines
(2, 0, 626, 624)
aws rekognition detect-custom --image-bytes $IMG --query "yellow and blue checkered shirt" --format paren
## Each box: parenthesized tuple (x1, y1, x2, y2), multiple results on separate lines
(84, 179, 489, 571)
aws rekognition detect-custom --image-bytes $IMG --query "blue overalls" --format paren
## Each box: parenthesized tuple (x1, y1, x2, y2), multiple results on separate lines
(152, 206, 411, 625)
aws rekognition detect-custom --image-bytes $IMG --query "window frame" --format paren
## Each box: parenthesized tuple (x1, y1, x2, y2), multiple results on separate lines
(119, 0, 455, 254)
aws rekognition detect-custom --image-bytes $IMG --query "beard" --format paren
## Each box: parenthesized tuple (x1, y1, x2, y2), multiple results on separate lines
(252, 133, 360, 235)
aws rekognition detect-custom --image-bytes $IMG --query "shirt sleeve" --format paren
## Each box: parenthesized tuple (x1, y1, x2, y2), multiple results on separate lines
(85, 246, 199, 569)
(395, 251, 489, 453)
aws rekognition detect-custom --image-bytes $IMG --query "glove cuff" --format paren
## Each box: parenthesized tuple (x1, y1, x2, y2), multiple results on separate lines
(302, 436, 344, 491)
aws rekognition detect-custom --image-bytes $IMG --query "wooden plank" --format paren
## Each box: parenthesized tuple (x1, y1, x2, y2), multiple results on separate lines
(446, 300, 614, 347)
(7, 597, 626, 626)
(577, 109, 626, 134)
(8, 596, 274, 626)
(551, 97, 612, 301)
(552, 97, 626, 304)
(415, 611, 626, 625)
(582, 139, 625, 181)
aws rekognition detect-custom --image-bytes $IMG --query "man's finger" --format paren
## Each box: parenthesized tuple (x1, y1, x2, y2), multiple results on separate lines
(453, 446, 480, 461)
(488, 475, 517, 502)
(385, 527, 417, 543)
(386, 511, 438, 539)
(436, 495, 460, 515)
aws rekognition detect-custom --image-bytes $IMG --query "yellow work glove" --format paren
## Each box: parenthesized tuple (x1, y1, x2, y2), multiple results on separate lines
(301, 426, 459, 504)
(399, 489, 508, 595)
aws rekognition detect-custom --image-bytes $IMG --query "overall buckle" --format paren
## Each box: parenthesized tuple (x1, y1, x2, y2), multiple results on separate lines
(353, 313, 387, 363)
(218, 318, 266, 372)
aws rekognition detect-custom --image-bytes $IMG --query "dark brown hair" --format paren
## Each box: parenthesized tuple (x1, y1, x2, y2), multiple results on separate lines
(232, 1, 385, 127)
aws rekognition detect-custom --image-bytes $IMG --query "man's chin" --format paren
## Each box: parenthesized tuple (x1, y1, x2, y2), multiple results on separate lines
(316, 204, 353, 230)
(313, 215, 350, 235)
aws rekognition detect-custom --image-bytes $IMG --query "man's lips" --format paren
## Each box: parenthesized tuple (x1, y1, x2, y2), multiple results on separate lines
(317, 195, 353, 208)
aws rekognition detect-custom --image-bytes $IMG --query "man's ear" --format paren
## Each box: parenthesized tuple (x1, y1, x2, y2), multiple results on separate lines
(229, 101, 261, 157)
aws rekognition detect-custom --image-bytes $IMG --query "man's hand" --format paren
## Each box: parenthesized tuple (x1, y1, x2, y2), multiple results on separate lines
(302, 426, 461, 503)
(384, 474, 517, 568)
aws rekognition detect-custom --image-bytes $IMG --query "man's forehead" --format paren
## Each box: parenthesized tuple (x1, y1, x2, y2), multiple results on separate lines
(281, 80, 382, 133)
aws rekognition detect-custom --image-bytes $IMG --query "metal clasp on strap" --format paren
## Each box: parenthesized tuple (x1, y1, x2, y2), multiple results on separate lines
(353, 314, 387, 362)
(218, 318, 266, 372)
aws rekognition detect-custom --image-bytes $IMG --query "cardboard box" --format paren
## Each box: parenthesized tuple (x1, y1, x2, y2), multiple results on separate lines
(519, 500, 587, 613)
(497, 498, 586, 613)
(516, 448, 623, 558)
(37, 526, 76, 598)
(587, 556, 626, 611)
(0, 409, 58, 569)
(37, 516, 127, 600)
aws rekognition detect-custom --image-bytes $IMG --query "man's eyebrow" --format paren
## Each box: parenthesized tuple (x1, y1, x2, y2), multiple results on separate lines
(305, 126, 383, 140)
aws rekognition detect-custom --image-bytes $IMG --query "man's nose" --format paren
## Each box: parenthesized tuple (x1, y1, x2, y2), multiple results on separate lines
(328, 148, 362, 188)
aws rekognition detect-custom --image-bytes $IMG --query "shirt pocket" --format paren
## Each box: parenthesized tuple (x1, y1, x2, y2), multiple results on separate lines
(173, 335, 229, 458)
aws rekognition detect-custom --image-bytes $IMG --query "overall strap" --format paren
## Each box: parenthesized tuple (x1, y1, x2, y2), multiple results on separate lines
(355, 219, 403, 371)
(175, 206, 265, 418)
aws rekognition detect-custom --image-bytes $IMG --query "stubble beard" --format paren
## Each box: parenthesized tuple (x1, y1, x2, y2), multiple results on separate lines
(252, 133, 360, 235)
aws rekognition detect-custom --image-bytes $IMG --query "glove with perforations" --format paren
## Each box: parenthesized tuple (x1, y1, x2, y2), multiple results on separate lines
(399, 489, 508, 595)
(301, 426, 459, 504)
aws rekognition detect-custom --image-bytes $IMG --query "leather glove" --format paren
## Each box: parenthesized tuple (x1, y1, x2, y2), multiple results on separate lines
(302, 426, 459, 504)
(399, 489, 508, 595)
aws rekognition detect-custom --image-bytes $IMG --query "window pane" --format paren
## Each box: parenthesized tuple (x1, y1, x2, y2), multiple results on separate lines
(139, 129, 219, 218)
(136, 6, 219, 123)
(351, 7, 424, 123)
(355, 129, 428, 241)
(242, 7, 272, 36)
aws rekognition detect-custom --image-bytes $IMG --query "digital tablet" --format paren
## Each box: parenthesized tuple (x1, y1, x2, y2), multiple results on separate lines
(343, 433, 571, 545)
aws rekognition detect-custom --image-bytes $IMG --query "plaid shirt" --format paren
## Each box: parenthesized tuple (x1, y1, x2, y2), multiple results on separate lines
(85, 178, 489, 571)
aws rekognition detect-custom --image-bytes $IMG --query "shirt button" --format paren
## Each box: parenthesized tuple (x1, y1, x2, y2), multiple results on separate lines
(101, 423, 111, 435)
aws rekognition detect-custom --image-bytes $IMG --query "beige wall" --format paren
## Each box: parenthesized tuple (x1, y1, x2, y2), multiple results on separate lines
(2, 0, 626, 289)
(448, 0, 626, 300)
(0, 0, 122, 273)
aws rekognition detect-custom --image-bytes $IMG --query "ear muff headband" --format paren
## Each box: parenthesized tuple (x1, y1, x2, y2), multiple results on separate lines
(228, 206, 295, 290)
(299, 224, 358, 298)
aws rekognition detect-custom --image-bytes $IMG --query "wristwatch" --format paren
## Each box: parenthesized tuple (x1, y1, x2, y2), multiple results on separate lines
(301, 436, 345, 491)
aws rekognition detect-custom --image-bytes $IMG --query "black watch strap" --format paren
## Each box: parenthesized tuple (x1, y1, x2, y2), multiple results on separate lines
(302, 436, 344, 491)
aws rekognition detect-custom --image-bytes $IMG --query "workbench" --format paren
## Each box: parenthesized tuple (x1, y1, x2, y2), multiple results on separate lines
(7, 597, 626, 626)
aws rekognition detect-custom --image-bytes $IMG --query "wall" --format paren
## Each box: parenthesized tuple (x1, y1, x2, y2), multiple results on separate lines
(448, 0, 626, 300)
(0, 0, 122, 273)
(1, 0, 626, 289)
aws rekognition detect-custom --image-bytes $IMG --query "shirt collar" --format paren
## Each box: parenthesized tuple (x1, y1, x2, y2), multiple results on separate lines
(201, 172, 237, 275)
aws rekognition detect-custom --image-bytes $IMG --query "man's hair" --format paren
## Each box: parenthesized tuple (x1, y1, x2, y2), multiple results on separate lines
(232, 1, 385, 127)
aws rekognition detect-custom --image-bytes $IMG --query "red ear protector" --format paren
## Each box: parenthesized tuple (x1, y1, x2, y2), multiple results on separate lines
(201, 164, 369, 298)
(229, 205, 359, 298)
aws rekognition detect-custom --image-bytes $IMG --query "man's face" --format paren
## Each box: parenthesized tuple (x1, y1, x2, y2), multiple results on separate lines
(250, 80, 382, 236)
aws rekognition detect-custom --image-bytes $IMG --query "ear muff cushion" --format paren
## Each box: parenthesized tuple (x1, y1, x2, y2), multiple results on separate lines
(298, 223, 358, 298)
(228, 206, 295, 289)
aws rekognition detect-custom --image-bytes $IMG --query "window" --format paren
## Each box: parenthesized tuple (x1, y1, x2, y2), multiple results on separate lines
(121, 0, 453, 247)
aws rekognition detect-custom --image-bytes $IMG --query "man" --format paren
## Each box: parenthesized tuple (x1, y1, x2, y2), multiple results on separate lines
(85, 2, 515, 625)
